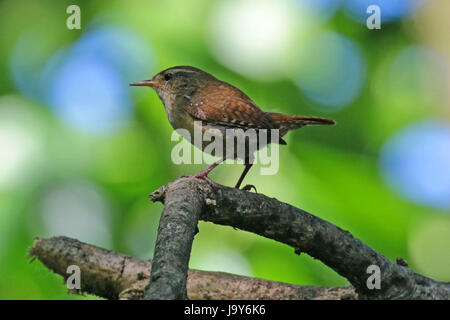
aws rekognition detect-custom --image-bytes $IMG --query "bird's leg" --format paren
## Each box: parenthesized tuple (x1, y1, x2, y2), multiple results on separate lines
(180, 159, 224, 187)
(235, 163, 255, 191)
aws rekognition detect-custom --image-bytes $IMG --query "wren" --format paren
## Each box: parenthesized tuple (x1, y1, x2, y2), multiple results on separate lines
(130, 66, 335, 190)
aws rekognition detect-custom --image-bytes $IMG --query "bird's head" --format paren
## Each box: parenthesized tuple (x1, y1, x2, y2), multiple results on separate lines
(130, 66, 215, 105)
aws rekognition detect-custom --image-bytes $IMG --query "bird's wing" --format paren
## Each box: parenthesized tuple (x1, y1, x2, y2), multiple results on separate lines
(185, 82, 275, 130)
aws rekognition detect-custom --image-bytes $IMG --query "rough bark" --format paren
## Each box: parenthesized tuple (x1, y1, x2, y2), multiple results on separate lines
(143, 179, 203, 299)
(29, 236, 357, 300)
(146, 178, 450, 300)
(29, 178, 450, 300)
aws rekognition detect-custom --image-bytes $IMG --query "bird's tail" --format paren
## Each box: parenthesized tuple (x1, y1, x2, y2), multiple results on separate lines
(267, 112, 335, 134)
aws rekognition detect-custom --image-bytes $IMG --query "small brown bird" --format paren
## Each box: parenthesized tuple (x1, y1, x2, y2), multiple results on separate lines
(131, 66, 334, 190)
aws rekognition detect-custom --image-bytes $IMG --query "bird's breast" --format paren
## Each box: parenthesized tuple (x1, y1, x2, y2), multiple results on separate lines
(175, 119, 271, 163)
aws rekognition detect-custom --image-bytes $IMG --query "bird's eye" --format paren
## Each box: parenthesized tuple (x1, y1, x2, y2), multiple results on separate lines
(164, 73, 173, 81)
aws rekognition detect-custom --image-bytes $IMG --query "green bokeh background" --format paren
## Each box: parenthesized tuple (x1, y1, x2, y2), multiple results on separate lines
(0, 0, 449, 299)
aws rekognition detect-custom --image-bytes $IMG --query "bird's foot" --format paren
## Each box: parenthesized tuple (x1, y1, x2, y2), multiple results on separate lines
(179, 172, 220, 188)
(240, 184, 257, 193)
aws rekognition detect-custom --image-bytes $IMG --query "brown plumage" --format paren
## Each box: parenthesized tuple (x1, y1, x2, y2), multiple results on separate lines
(186, 80, 275, 130)
(130, 66, 335, 189)
(267, 112, 335, 136)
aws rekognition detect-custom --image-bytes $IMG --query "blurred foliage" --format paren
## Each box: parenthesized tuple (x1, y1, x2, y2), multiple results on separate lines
(0, 0, 449, 299)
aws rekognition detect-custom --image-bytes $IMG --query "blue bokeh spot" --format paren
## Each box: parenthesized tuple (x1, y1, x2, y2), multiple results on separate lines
(295, 32, 365, 109)
(380, 121, 450, 210)
(11, 25, 154, 135)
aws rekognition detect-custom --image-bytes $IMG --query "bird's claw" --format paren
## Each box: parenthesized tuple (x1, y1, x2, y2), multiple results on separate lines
(199, 175, 220, 188)
(179, 173, 220, 189)
(241, 184, 257, 193)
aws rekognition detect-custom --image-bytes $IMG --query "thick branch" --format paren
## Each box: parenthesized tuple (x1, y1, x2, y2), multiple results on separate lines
(143, 179, 203, 299)
(29, 236, 356, 300)
(149, 178, 450, 300)
(29, 178, 449, 300)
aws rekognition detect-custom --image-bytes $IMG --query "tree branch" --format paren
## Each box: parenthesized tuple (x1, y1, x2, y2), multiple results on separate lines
(29, 178, 450, 300)
(143, 179, 203, 299)
(147, 178, 450, 300)
(29, 236, 356, 300)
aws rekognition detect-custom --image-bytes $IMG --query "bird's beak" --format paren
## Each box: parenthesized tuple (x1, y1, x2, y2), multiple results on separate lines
(129, 80, 158, 88)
